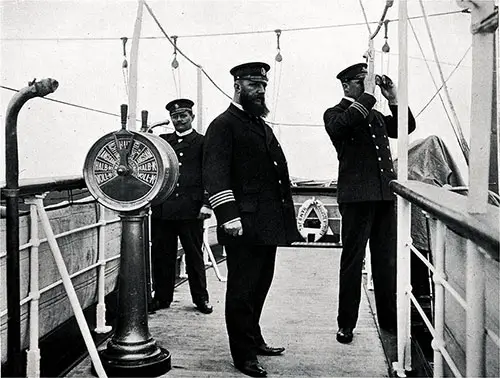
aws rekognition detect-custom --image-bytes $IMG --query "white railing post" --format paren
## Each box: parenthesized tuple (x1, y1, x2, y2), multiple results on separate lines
(466, 240, 486, 376)
(364, 246, 373, 290)
(25, 198, 41, 378)
(394, 197, 412, 377)
(33, 195, 107, 378)
(95, 205, 111, 334)
(203, 220, 227, 282)
(432, 220, 446, 378)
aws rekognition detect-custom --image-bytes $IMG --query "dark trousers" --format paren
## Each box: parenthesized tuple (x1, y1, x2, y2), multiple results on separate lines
(151, 219, 208, 304)
(225, 244, 277, 364)
(337, 201, 397, 330)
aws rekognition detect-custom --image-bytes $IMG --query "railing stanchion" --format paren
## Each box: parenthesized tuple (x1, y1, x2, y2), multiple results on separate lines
(432, 220, 446, 378)
(394, 197, 412, 377)
(25, 198, 41, 377)
(466, 240, 486, 376)
(95, 205, 112, 333)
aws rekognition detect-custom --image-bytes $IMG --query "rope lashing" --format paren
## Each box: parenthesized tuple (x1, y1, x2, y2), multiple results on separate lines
(120, 37, 129, 96)
(471, 6, 498, 34)
(275, 29, 282, 62)
(382, 20, 390, 53)
(171, 35, 179, 69)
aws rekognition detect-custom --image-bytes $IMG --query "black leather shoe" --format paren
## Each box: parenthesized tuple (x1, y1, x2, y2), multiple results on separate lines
(149, 299, 171, 313)
(235, 360, 267, 377)
(257, 343, 285, 356)
(195, 300, 213, 314)
(336, 327, 353, 344)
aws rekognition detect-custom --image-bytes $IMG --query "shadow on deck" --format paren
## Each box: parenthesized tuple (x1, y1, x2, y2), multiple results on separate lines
(68, 247, 391, 377)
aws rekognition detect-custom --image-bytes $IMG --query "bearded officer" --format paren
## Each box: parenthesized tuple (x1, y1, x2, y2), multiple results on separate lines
(323, 63, 416, 344)
(150, 98, 213, 314)
(203, 62, 300, 377)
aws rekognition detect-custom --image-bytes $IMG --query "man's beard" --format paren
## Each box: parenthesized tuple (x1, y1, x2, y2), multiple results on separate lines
(240, 90, 269, 118)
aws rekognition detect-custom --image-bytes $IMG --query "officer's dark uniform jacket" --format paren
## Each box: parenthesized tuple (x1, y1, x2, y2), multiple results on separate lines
(323, 93, 416, 203)
(203, 103, 300, 246)
(152, 130, 208, 219)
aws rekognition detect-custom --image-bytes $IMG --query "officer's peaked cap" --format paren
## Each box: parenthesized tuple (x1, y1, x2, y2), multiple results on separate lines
(230, 62, 270, 83)
(165, 98, 194, 114)
(336, 63, 368, 82)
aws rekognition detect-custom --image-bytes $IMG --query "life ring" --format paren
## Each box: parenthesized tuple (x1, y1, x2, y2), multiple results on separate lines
(296, 197, 329, 242)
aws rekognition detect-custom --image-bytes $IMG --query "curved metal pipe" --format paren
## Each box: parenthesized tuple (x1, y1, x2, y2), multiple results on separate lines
(4, 78, 58, 377)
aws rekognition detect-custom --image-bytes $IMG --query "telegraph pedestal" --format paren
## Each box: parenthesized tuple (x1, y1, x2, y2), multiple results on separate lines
(98, 209, 170, 377)
(84, 105, 178, 377)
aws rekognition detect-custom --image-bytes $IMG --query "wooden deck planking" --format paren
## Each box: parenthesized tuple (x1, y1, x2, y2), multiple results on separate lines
(68, 247, 389, 377)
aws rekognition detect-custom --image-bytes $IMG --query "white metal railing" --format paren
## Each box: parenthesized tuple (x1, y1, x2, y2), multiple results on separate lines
(391, 182, 500, 378)
(0, 194, 120, 377)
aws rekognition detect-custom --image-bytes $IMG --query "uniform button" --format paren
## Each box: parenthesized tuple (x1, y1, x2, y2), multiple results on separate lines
(179, 162, 182, 166)
(178, 139, 183, 143)
(175, 193, 179, 197)
(380, 169, 384, 172)
(278, 180, 282, 184)
(369, 124, 372, 127)
(372, 134, 376, 138)
(282, 199, 285, 203)
(375, 146, 379, 149)
(176, 183, 180, 187)
(179, 152, 184, 156)
(391, 168, 394, 172)
(274, 161, 278, 166)
(378, 157, 382, 161)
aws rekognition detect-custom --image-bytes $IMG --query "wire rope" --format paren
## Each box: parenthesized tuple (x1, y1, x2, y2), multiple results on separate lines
(418, 0, 470, 163)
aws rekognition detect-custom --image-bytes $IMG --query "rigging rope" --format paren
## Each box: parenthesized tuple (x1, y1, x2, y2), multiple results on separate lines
(0, 10, 468, 42)
(0, 85, 142, 121)
(418, 0, 470, 164)
(143, 1, 232, 100)
(409, 17, 471, 160)
(415, 45, 471, 120)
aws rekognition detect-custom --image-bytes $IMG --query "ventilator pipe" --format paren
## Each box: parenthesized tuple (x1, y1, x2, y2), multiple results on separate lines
(4, 78, 58, 377)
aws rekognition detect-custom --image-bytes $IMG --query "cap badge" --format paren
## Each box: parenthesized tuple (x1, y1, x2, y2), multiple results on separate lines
(261, 67, 266, 75)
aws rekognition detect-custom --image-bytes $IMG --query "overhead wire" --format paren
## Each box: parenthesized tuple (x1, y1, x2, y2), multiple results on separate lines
(418, 0, 470, 164)
(415, 45, 471, 119)
(143, 1, 232, 100)
(0, 4, 472, 130)
(409, 17, 470, 148)
(0, 85, 142, 121)
(0, 10, 467, 42)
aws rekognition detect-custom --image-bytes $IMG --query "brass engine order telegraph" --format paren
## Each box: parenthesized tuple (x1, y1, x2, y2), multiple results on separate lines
(84, 104, 178, 212)
(83, 104, 178, 377)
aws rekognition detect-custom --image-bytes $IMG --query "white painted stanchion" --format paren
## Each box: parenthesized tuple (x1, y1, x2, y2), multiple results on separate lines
(432, 220, 446, 378)
(95, 205, 112, 334)
(25, 199, 41, 378)
(466, 240, 486, 377)
(202, 221, 226, 282)
(179, 250, 188, 278)
(364, 246, 374, 290)
(32, 195, 107, 378)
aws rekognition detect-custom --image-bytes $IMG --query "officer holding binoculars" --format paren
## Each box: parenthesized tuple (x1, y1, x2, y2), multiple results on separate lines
(323, 63, 416, 344)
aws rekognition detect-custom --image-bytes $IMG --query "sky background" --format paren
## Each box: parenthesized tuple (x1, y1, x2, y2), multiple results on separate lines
(1, 0, 496, 183)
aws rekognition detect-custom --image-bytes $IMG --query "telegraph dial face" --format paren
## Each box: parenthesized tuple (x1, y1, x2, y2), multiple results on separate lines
(84, 131, 177, 212)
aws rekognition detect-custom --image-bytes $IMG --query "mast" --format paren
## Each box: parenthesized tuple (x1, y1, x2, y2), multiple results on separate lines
(456, 0, 496, 214)
(127, 0, 144, 131)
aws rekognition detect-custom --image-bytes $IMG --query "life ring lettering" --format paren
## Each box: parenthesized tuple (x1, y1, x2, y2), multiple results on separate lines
(296, 197, 329, 242)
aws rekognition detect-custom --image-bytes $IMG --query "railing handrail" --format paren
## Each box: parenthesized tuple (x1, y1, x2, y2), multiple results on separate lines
(1, 175, 86, 198)
(390, 180, 499, 261)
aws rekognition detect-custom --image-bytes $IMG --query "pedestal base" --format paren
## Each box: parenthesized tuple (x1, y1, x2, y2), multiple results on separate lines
(94, 347, 171, 377)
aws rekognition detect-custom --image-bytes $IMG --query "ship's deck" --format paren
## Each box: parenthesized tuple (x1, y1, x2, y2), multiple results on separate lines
(68, 247, 390, 377)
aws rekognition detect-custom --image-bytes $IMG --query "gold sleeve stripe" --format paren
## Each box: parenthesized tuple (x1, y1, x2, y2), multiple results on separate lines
(351, 102, 369, 118)
(209, 190, 236, 208)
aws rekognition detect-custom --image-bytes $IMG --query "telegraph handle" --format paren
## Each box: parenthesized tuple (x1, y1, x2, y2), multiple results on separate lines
(141, 110, 148, 132)
(121, 104, 128, 130)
